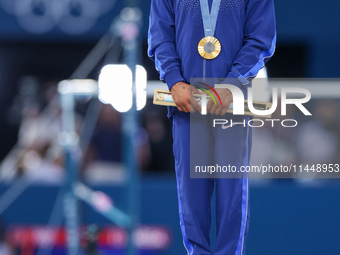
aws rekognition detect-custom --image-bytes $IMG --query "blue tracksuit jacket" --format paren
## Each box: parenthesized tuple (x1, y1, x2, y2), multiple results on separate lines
(148, 0, 276, 90)
(148, 0, 276, 254)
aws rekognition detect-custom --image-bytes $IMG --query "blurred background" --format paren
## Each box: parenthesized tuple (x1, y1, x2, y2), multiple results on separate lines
(0, 0, 339, 254)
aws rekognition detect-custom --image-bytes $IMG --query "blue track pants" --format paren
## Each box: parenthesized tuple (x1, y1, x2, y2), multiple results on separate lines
(172, 110, 252, 255)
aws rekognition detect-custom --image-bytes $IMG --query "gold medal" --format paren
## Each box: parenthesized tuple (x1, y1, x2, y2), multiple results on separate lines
(198, 36, 221, 60)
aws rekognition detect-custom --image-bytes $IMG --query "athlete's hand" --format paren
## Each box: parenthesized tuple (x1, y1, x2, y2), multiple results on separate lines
(206, 88, 233, 115)
(170, 82, 201, 113)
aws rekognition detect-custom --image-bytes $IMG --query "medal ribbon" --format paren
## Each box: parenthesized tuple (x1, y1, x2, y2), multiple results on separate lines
(200, 0, 222, 37)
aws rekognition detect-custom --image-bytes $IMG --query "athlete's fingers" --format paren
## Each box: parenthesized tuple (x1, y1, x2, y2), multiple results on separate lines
(215, 106, 223, 115)
(178, 104, 188, 113)
(221, 106, 229, 115)
(180, 100, 190, 113)
(185, 95, 193, 113)
(174, 94, 191, 113)
(220, 100, 232, 115)
(209, 103, 218, 115)
(190, 97, 201, 113)
(176, 102, 184, 112)
(190, 87, 202, 113)
(175, 100, 187, 112)
(189, 103, 196, 113)
(173, 99, 183, 112)
(207, 98, 214, 112)
(183, 103, 190, 113)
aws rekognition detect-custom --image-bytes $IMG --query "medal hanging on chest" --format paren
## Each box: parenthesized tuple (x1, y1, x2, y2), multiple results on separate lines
(198, 0, 222, 60)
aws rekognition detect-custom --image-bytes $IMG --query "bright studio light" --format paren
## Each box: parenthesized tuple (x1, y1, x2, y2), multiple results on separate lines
(98, 64, 147, 112)
(98, 64, 132, 113)
(136, 65, 147, 111)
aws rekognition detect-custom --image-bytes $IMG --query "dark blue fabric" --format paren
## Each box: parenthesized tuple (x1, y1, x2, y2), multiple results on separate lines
(172, 111, 252, 254)
(148, 0, 274, 253)
(148, 0, 276, 92)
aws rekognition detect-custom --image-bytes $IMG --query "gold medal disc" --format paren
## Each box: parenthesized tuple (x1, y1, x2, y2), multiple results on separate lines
(198, 36, 221, 60)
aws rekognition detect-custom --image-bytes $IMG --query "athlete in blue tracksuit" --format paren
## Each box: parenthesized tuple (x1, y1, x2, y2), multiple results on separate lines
(148, 0, 276, 254)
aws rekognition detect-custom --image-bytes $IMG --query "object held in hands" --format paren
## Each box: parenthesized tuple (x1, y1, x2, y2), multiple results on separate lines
(153, 89, 272, 118)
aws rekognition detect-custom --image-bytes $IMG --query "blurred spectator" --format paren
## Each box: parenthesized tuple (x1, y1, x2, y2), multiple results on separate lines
(83, 225, 102, 255)
(143, 110, 175, 172)
(88, 104, 123, 163)
(295, 100, 340, 178)
(250, 99, 298, 178)
(0, 220, 12, 255)
(17, 82, 65, 184)
(251, 99, 340, 180)
(250, 68, 276, 178)
(83, 104, 150, 184)
(269, 100, 299, 169)
(250, 124, 276, 178)
(0, 80, 68, 184)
